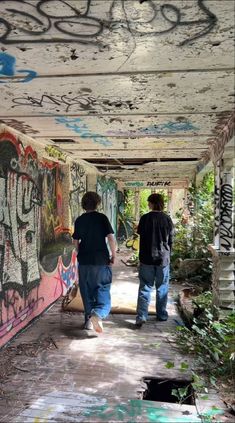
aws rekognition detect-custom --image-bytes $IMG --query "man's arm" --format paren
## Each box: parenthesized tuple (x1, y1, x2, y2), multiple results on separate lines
(73, 239, 79, 252)
(107, 233, 117, 264)
(168, 218, 174, 251)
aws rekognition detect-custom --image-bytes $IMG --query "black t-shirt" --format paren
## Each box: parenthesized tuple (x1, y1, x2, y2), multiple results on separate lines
(72, 211, 114, 265)
(137, 211, 174, 266)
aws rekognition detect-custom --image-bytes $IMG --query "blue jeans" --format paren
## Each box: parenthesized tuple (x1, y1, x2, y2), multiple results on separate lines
(79, 265, 112, 321)
(136, 264, 170, 321)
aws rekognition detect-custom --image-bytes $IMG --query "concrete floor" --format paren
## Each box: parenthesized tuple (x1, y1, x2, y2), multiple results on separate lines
(0, 256, 228, 422)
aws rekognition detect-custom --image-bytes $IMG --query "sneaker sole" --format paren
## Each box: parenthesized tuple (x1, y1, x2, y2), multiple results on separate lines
(90, 315, 103, 333)
(84, 322, 94, 330)
(135, 320, 145, 328)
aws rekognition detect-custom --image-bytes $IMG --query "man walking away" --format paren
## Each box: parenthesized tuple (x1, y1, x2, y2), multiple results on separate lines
(136, 193, 174, 327)
(72, 192, 116, 333)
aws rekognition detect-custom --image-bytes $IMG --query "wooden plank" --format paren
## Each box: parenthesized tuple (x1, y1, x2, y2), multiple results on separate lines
(68, 149, 206, 159)
(47, 139, 209, 150)
(0, 266, 227, 423)
(12, 400, 202, 423)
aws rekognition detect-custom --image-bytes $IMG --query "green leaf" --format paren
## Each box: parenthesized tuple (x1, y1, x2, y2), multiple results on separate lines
(180, 362, 189, 371)
(200, 395, 209, 400)
(165, 361, 175, 369)
(171, 389, 179, 399)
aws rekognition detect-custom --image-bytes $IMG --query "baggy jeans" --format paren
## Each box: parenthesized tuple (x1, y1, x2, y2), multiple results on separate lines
(136, 263, 170, 322)
(79, 265, 112, 322)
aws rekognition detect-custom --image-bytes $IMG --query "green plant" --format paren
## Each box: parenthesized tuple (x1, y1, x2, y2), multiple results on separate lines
(171, 386, 191, 404)
(139, 189, 168, 216)
(139, 189, 152, 216)
(172, 172, 214, 263)
(176, 291, 235, 380)
(124, 190, 135, 220)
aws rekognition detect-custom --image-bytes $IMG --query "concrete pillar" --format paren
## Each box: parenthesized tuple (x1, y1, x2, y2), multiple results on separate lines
(214, 161, 221, 249)
(219, 160, 234, 253)
(211, 157, 235, 313)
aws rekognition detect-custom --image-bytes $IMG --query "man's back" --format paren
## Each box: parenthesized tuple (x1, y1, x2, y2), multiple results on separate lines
(138, 211, 174, 266)
(73, 211, 114, 265)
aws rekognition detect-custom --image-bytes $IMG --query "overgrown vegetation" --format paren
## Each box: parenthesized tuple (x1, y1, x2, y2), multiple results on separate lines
(123, 189, 135, 221)
(171, 172, 214, 285)
(124, 188, 168, 221)
(176, 291, 235, 410)
(172, 172, 214, 262)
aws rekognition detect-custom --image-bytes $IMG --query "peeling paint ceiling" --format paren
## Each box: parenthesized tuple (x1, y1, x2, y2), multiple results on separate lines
(0, 0, 234, 184)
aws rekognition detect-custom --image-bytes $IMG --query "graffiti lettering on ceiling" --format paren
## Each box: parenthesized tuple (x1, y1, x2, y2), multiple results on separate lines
(69, 162, 86, 226)
(0, 52, 37, 83)
(0, 119, 39, 135)
(12, 94, 135, 114)
(56, 117, 112, 147)
(0, 0, 217, 47)
(107, 121, 199, 137)
(12, 94, 97, 113)
(97, 176, 117, 234)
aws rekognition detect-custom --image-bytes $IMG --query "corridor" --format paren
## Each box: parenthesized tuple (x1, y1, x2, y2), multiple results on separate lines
(0, 0, 234, 421)
(0, 254, 226, 423)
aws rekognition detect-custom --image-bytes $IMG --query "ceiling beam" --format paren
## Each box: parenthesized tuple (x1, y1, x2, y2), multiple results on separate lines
(67, 149, 205, 159)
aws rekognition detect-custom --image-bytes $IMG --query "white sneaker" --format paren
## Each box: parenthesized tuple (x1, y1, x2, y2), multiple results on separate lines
(84, 319, 93, 330)
(90, 314, 103, 333)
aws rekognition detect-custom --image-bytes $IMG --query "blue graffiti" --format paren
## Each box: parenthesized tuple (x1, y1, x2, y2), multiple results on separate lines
(55, 117, 112, 147)
(0, 52, 37, 83)
(139, 121, 199, 134)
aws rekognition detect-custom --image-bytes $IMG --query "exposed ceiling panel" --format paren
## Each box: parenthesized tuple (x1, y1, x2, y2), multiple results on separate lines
(0, 0, 234, 183)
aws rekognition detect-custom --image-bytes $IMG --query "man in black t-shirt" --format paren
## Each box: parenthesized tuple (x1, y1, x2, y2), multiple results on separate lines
(136, 193, 174, 327)
(72, 192, 116, 333)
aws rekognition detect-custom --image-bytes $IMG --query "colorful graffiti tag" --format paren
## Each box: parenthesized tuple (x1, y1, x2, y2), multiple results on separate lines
(55, 116, 112, 147)
(0, 52, 37, 83)
(0, 0, 217, 47)
(97, 176, 117, 234)
(69, 162, 86, 226)
(107, 121, 199, 137)
(0, 129, 76, 347)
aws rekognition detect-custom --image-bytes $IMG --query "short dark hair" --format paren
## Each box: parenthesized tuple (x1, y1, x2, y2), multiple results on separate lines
(147, 193, 164, 211)
(81, 191, 101, 211)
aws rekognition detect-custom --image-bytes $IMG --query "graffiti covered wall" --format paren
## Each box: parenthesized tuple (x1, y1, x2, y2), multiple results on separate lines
(97, 176, 117, 234)
(69, 162, 86, 227)
(0, 126, 78, 347)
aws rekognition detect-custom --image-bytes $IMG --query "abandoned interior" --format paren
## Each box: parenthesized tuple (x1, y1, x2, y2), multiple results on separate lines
(0, 0, 234, 422)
